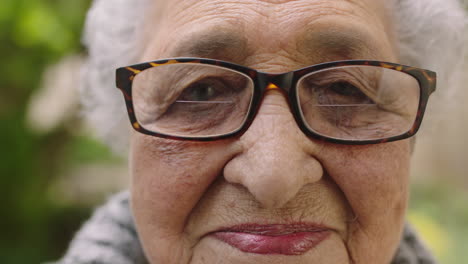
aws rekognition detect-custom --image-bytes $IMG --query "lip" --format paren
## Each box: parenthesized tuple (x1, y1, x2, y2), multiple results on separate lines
(211, 223, 331, 255)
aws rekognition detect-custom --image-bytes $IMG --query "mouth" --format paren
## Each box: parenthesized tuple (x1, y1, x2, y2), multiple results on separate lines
(210, 223, 331, 255)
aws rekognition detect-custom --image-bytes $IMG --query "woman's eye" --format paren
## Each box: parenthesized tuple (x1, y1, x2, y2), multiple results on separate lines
(177, 79, 225, 102)
(329, 82, 361, 96)
(325, 81, 374, 104)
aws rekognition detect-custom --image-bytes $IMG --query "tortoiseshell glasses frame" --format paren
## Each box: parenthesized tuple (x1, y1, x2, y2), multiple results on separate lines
(116, 58, 436, 145)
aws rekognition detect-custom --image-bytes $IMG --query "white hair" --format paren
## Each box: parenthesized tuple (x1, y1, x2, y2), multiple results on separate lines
(81, 0, 467, 153)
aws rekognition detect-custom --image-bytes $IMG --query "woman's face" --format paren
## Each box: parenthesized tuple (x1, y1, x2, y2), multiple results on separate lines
(130, 0, 410, 263)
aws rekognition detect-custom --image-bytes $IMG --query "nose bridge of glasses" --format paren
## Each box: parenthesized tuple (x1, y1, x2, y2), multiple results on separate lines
(257, 72, 294, 94)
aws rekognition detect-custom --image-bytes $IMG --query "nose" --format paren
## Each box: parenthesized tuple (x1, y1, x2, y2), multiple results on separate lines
(223, 89, 324, 209)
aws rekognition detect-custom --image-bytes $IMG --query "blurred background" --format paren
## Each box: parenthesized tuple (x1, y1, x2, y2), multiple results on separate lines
(0, 0, 466, 263)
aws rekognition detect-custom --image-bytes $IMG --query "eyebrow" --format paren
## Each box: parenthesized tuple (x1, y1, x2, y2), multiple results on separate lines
(169, 29, 248, 61)
(168, 26, 382, 65)
(297, 28, 381, 62)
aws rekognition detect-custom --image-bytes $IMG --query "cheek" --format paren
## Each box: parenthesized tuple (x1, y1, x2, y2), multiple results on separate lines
(323, 141, 411, 262)
(337, 142, 410, 223)
(130, 134, 230, 236)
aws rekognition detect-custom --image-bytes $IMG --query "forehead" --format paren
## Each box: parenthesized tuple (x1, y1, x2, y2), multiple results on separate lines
(142, 0, 396, 67)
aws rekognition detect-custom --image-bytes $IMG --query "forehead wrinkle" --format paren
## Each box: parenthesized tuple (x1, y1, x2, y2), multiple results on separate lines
(151, 0, 395, 64)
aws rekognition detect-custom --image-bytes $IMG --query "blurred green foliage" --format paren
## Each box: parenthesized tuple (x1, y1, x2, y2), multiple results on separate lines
(0, 0, 92, 263)
(0, 0, 467, 264)
(409, 181, 468, 263)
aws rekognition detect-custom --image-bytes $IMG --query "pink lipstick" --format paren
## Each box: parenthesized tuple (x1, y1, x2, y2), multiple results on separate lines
(211, 224, 331, 255)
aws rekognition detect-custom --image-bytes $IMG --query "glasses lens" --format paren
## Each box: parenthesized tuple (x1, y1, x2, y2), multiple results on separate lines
(297, 66, 420, 141)
(132, 63, 254, 138)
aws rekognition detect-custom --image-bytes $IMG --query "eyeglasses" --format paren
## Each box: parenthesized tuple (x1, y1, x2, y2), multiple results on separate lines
(116, 58, 436, 144)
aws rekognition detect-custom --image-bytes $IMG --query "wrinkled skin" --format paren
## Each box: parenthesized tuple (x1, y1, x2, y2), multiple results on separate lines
(130, 0, 410, 263)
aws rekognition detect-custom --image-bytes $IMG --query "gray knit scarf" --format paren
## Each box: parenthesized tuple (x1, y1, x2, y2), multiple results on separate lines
(54, 192, 437, 264)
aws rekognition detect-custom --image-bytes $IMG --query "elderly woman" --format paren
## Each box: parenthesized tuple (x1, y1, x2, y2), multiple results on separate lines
(57, 0, 466, 263)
